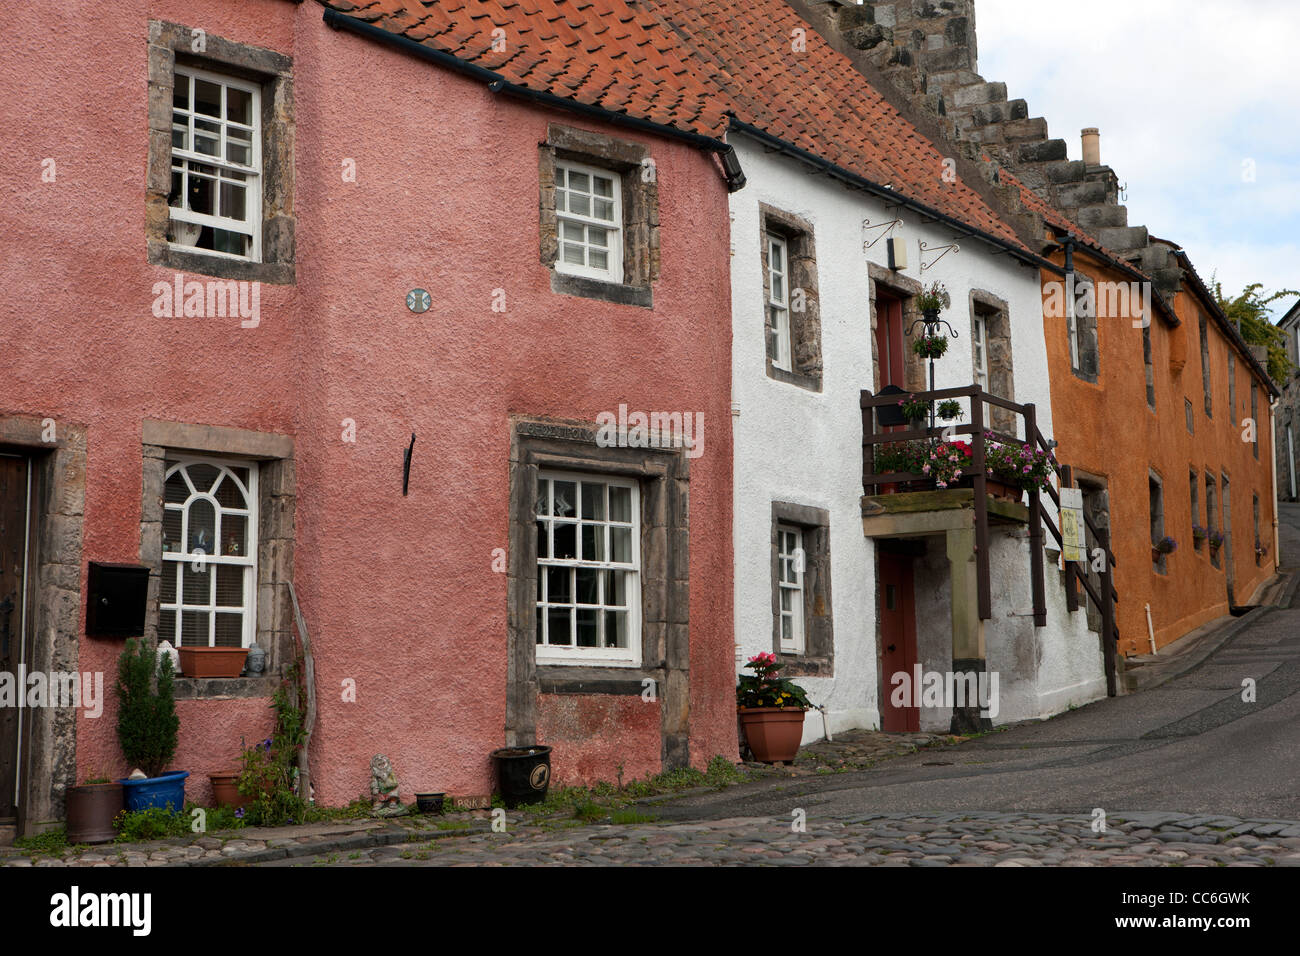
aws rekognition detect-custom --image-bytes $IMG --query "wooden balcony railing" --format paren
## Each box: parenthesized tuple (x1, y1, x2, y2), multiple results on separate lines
(861, 384, 1120, 696)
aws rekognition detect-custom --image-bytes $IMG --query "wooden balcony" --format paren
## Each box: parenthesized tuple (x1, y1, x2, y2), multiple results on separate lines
(860, 384, 1121, 696)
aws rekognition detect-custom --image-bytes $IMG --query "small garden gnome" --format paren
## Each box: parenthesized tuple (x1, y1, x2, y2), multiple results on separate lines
(369, 754, 404, 816)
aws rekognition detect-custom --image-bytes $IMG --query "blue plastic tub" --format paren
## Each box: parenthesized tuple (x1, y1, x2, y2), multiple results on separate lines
(119, 771, 189, 812)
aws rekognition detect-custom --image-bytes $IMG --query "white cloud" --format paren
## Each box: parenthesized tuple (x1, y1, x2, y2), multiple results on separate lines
(976, 0, 1300, 315)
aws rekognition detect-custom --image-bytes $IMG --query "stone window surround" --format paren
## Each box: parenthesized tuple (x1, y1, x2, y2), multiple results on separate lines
(139, 420, 295, 700)
(1205, 472, 1221, 570)
(1190, 468, 1203, 552)
(506, 417, 690, 770)
(1148, 469, 1166, 575)
(146, 20, 295, 285)
(0, 414, 87, 834)
(759, 204, 823, 392)
(967, 289, 1016, 433)
(1142, 321, 1156, 411)
(769, 501, 834, 677)
(539, 124, 659, 310)
(1070, 272, 1100, 384)
(867, 263, 927, 394)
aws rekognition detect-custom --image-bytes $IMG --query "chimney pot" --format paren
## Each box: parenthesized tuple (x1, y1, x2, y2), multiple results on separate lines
(1082, 127, 1101, 166)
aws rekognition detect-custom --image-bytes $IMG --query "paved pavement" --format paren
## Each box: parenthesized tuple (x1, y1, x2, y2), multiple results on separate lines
(269, 811, 1300, 867)
(12, 504, 1299, 868)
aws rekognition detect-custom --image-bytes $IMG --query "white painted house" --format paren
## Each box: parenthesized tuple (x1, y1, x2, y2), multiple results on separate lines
(725, 122, 1107, 740)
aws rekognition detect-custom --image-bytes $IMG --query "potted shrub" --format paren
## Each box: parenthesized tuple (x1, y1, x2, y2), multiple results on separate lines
(736, 652, 810, 764)
(116, 638, 188, 811)
(937, 399, 962, 421)
(65, 773, 123, 845)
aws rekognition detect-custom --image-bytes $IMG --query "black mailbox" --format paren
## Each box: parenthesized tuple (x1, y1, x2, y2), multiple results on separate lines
(86, 562, 149, 638)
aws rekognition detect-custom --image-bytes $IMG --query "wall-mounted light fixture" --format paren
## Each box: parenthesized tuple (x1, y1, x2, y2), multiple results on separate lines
(886, 236, 908, 271)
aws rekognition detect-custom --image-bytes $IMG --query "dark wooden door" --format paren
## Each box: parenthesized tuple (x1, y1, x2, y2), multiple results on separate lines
(878, 551, 919, 732)
(875, 292, 906, 390)
(0, 454, 32, 819)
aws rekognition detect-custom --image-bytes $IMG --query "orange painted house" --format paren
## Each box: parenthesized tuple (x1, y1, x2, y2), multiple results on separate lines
(1020, 182, 1279, 656)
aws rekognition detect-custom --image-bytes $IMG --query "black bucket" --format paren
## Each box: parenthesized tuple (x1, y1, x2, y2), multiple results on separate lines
(490, 745, 553, 807)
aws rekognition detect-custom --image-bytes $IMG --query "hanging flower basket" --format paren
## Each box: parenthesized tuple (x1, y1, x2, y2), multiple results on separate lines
(912, 335, 949, 359)
(915, 281, 951, 314)
(898, 394, 931, 423)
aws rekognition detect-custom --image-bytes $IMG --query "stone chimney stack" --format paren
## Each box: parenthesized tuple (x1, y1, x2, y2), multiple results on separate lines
(1081, 128, 1101, 166)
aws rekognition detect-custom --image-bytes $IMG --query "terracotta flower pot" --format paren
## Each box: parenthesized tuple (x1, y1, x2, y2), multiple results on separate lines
(66, 782, 123, 845)
(738, 707, 806, 763)
(209, 771, 254, 809)
(178, 646, 249, 678)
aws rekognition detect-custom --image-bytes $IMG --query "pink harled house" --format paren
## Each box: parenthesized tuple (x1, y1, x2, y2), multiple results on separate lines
(1, 0, 740, 834)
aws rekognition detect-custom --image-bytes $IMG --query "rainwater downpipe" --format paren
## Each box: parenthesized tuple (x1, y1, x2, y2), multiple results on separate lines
(1145, 603, 1157, 655)
(1271, 397, 1281, 566)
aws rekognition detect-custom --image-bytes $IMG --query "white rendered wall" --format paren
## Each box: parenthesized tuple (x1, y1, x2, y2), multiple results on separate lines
(728, 137, 1105, 739)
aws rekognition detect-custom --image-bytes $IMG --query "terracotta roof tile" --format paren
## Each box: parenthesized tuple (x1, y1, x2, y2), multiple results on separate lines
(316, 0, 1033, 251)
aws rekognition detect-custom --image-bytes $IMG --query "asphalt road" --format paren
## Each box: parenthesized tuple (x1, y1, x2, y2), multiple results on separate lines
(655, 504, 1300, 824)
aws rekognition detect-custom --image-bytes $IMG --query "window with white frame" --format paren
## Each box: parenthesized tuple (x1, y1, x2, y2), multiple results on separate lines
(767, 234, 792, 371)
(555, 161, 622, 282)
(160, 458, 258, 648)
(535, 472, 640, 664)
(971, 308, 992, 424)
(168, 66, 262, 260)
(776, 524, 805, 653)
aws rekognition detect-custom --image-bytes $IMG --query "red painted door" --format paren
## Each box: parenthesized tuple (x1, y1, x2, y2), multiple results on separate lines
(875, 292, 906, 390)
(878, 551, 919, 732)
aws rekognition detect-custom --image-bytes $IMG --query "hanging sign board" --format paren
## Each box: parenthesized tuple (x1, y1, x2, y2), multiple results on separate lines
(1059, 487, 1087, 562)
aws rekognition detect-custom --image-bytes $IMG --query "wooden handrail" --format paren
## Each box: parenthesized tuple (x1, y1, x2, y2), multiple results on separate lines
(860, 384, 1120, 663)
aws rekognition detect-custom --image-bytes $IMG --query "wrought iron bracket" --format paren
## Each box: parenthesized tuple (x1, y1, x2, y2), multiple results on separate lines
(862, 217, 903, 252)
(919, 239, 960, 272)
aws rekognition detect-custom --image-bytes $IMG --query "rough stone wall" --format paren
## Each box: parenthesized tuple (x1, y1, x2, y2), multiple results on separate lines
(799, 0, 1162, 263)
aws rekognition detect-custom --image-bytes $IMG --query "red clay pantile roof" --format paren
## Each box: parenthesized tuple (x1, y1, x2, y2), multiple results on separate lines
(317, 0, 1031, 253)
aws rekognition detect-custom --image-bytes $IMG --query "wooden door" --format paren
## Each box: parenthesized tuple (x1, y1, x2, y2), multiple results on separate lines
(0, 454, 31, 820)
(878, 551, 919, 732)
(875, 292, 906, 390)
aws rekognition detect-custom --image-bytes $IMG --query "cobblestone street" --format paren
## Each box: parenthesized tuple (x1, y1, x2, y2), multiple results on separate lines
(277, 811, 1300, 867)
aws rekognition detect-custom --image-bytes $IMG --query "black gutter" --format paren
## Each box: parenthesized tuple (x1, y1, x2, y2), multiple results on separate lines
(727, 116, 1064, 277)
(1174, 249, 1280, 396)
(323, 8, 746, 191)
(1053, 233, 1180, 328)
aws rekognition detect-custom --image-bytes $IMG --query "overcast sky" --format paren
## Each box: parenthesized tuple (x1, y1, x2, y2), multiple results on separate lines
(977, 0, 1300, 320)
